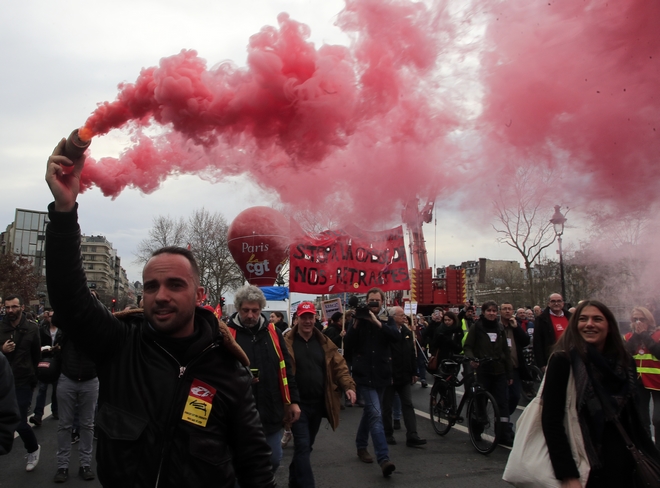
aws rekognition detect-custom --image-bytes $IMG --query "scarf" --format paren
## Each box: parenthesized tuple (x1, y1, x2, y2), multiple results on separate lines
(570, 346, 637, 468)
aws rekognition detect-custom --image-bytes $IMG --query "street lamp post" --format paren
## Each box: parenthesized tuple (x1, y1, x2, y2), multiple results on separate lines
(550, 205, 567, 301)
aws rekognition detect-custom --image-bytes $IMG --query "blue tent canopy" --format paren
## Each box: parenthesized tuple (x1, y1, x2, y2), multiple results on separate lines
(260, 286, 289, 301)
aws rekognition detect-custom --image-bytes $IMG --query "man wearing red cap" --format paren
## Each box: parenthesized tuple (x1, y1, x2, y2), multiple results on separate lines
(283, 302, 356, 488)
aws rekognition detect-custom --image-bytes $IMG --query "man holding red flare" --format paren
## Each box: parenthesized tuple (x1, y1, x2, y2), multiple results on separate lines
(44, 132, 274, 487)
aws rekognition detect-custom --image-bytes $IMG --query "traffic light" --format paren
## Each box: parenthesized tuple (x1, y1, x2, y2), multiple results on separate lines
(111, 298, 116, 312)
(220, 297, 225, 308)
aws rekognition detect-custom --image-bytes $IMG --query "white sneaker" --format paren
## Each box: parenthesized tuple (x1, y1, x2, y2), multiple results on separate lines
(281, 430, 293, 448)
(26, 445, 41, 471)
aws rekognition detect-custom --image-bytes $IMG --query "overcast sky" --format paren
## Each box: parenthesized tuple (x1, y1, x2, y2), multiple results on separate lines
(0, 0, 569, 284)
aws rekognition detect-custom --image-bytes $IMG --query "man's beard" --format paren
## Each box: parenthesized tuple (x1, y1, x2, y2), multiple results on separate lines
(241, 315, 260, 328)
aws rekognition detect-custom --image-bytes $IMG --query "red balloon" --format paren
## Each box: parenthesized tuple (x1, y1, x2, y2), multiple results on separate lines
(227, 207, 290, 286)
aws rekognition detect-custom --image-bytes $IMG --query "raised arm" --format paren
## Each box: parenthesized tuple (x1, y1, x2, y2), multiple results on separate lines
(45, 137, 127, 361)
(45, 137, 85, 213)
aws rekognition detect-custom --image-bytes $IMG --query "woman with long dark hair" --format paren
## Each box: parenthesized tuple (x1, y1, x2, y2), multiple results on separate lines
(542, 300, 659, 487)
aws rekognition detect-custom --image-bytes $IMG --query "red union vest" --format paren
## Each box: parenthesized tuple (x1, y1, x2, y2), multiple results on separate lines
(624, 331, 660, 391)
(229, 323, 291, 404)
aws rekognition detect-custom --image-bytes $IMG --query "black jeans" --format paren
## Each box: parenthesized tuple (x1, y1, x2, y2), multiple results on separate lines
(15, 385, 39, 453)
(289, 402, 323, 488)
(382, 381, 419, 439)
(507, 368, 521, 417)
(476, 372, 509, 424)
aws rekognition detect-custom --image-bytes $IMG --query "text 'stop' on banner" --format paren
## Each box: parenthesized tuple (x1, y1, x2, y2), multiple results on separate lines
(289, 224, 410, 294)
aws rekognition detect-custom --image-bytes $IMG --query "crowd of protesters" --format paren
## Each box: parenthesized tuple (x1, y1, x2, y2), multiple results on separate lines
(6, 274, 660, 487)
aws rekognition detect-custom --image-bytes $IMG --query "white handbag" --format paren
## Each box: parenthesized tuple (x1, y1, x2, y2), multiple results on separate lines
(502, 368, 591, 487)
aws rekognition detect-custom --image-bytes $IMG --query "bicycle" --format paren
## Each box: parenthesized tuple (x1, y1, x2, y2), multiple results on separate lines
(521, 345, 544, 401)
(429, 355, 501, 454)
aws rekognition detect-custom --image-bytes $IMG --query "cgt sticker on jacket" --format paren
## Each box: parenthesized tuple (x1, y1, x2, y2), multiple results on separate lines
(182, 379, 217, 427)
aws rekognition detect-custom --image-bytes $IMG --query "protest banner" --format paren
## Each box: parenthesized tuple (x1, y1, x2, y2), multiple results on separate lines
(289, 224, 410, 294)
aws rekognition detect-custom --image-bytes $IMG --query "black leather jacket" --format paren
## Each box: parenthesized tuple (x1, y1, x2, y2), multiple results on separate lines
(59, 333, 97, 382)
(0, 351, 20, 455)
(46, 203, 273, 488)
(0, 315, 40, 387)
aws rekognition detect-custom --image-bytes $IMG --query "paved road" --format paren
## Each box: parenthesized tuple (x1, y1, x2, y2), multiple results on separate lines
(3, 382, 523, 487)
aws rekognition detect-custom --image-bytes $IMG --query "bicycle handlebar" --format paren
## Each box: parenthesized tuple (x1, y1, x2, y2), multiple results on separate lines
(461, 356, 495, 365)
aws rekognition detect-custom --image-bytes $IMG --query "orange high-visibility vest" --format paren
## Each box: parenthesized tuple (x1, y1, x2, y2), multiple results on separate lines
(229, 323, 291, 404)
(625, 331, 660, 391)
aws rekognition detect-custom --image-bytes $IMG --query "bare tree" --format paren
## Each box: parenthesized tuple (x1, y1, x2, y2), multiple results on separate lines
(134, 209, 244, 305)
(567, 209, 655, 308)
(485, 263, 528, 306)
(533, 256, 562, 306)
(492, 166, 559, 304)
(135, 215, 187, 264)
(0, 254, 41, 304)
(187, 208, 244, 305)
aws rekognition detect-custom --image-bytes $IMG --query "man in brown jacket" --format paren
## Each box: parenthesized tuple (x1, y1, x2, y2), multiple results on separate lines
(283, 302, 356, 488)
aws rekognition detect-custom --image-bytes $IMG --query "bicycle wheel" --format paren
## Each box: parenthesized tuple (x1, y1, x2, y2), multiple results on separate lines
(429, 383, 452, 436)
(467, 390, 500, 454)
(522, 365, 544, 400)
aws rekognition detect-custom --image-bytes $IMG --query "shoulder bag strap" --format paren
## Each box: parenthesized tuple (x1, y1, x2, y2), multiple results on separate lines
(588, 365, 636, 449)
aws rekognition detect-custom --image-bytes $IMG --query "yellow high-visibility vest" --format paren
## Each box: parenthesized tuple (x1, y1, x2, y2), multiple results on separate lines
(624, 331, 660, 391)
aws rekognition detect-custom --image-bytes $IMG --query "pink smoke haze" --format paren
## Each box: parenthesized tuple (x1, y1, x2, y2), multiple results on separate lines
(479, 0, 659, 213)
(79, 0, 658, 227)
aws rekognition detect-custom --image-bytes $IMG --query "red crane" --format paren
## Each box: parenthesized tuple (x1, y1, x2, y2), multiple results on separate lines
(402, 198, 434, 270)
(401, 198, 466, 312)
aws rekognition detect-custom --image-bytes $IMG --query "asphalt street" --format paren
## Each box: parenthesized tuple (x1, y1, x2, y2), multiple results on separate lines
(2, 381, 524, 487)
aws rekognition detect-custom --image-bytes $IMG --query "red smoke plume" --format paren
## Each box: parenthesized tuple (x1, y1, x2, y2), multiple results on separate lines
(79, 1, 458, 225)
(78, 0, 659, 225)
(478, 0, 660, 214)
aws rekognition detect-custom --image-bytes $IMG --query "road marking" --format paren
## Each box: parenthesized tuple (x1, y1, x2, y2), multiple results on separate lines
(415, 408, 513, 450)
(415, 408, 469, 435)
(15, 403, 53, 438)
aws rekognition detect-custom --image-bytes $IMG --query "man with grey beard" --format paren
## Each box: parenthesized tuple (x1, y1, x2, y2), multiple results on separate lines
(227, 285, 301, 474)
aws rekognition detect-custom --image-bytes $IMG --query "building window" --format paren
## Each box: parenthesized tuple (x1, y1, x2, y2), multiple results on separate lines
(16, 211, 26, 228)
